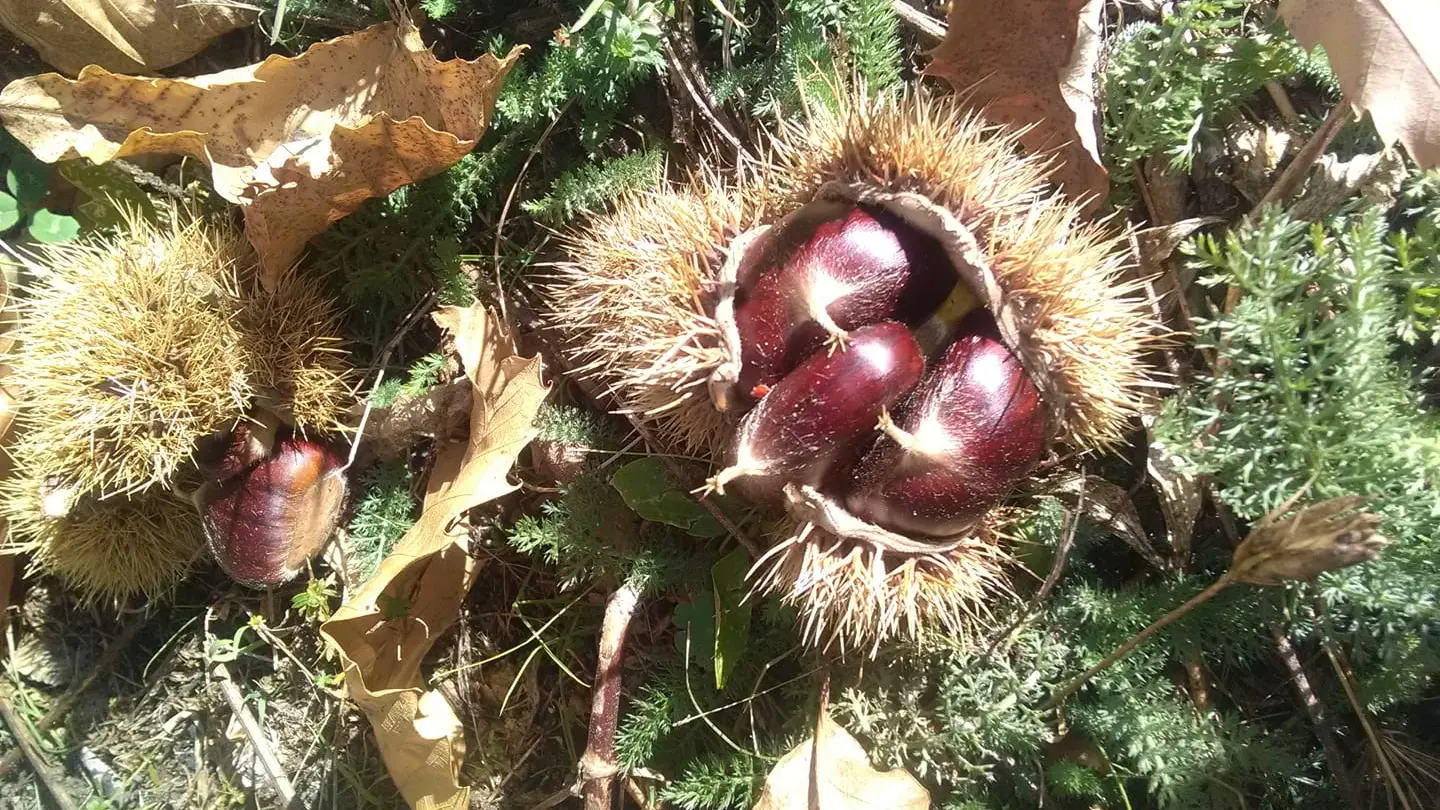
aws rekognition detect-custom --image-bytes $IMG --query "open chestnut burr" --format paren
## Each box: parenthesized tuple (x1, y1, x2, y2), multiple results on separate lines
(548, 89, 1159, 654)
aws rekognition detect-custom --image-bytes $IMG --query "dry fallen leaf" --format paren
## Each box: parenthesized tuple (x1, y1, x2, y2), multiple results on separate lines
(1280, 0, 1439, 169)
(1054, 475, 1168, 571)
(320, 303, 549, 810)
(0, 21, 521, 283)
(753, 710, 929, 810)
(0, 0, 255, 76)
(926, 0, 1108, 208)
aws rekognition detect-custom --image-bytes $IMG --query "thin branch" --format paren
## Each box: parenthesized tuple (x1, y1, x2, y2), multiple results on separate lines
(577, 580, 643, 810)
(0, 691, 80, 810)
(1046, 574, 1233, 709)
(1271, 624, 1363, 810)
(891, 0, 946, 43)
(1324, 639, 1415, 810)
(0, 617, 147, 777)
(212, 661, 303, 809)
(1250, 98, 1353, 216)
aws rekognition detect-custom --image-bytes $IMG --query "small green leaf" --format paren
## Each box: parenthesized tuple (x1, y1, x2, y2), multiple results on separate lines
(711, 546, 753, 691)
(60, 160, 156, 231)
(5, 147, 49, 209)
(673, 590, 716, 672)
(611, 456, 724, 537)
(27, 209, 81, 243)
(0, 192, 19, 232)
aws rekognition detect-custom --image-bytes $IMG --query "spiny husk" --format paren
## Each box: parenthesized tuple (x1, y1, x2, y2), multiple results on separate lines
(1, 472, 201, 603)
(756, 88, 1157, 452)
(548, 173, 757, 455)
(752, 507, 1020, 655)
(8, 210, 252, 496)
(551, 88, 1159, 654)
(234, 264, 354, 432)
(6, 206, 353, 496)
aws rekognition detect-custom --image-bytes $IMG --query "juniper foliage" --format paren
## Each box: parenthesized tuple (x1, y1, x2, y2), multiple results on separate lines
(1104, 0, 1304, 189)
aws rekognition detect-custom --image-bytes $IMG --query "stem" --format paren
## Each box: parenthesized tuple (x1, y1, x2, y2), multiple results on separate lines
(213, 661, 301, 808)
(580, 580, 643, 810)
(0, 692, 80, 810)
(1271, 625, 1363, 810)
(0, 617, 147, 777)
(1047, 574, 1233, 709)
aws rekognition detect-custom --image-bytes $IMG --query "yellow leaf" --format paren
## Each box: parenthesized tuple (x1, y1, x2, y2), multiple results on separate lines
(924, 0, 1108, 209)
(0, 21, 522, 283)
(0, 0, 254, 76)
(1280, 0, 1440, 169)
(753, 711, 930, 810)
(320, 304, 550, 810)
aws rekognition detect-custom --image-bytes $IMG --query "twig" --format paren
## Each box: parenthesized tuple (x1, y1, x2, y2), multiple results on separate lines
(663, 0, 752, 160)
(891, 0, 946, 43)
(0, 617, 148, 777)
(0, 691, 80, 810)
(212, 661, 303, 809)
(1248, 98, 1352, 217)
(344, 289, 438, 473)
(1271, 624, 1363, 810)
(1265, 81, 1300, 125)
(1323, 634, 1415, 810)
(1046, 574, 1233, 709)
(987, 483, 1084, 655)
(577, 580, 643, 810)
(492, 100, 574, 325)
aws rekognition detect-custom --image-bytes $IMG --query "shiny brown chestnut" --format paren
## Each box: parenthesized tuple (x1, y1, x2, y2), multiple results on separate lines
(733, 201, 956, 395)
(198, 424, 348, 588)
(707, 320, 925, 501)
(843, 312, 1044, 538)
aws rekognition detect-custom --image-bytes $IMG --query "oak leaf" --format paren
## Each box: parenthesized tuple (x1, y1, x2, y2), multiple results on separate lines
(926, 0, 1108, 208)
(752, 710, 929, 810)
(0, 21, 521, 284)
(320, 304, 549, 810)
(0, 0, 254, 76)
(1280, 0, 1439, 169)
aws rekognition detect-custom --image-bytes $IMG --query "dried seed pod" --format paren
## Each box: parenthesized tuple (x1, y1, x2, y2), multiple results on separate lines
(733, 201, 958, 394)
(709, 321, 925, 499)
(844, 312, 1045, 538)
(198, 424, 348, 588)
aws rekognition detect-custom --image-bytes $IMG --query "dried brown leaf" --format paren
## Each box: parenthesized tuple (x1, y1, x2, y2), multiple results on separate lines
(320, 304, 549, 810)
(1053, 475, 1168, 571)
(0, 21, 521, 283)
(1145, 438, 1203, 561)
(0, 0, 254, 76)
(1280, 0, 1440, 168)
(752, 710, 930, 810)
(925, 0, 1108, 207)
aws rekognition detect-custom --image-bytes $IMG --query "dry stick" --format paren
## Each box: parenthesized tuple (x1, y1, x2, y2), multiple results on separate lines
(578, 580, 643, 810)
(1045, 573, 1233, 710)
(0, 617, 147, 777)
(891, 0, 946, 43)
(1223, 99, 1352, 314)
(1271, 624, 1364, 810)
(987, 483, 1085, 656)
(0, 692, 80, 810)
(1322, 634, 1416, 810)
(212, 661, 303, 810)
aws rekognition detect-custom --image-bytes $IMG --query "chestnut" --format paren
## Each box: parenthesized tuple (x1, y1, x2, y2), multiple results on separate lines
(843, 312, 1044, 537)
(733, 201, 958, 394)
(198, 424, 348, 588)
(707, 320, 925, 500)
